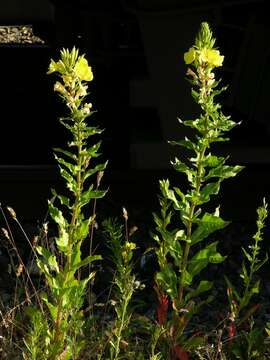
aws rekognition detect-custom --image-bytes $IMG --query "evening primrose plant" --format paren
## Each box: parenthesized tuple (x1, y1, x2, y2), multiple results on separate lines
(23, 48, 107, 360)
(152, 22, 244, 357)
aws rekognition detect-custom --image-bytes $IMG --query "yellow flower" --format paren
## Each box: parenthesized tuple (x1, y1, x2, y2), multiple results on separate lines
(199, 48, 224, 67)
(74, 57, 93, 81)
(47, 59, 65, 74)
(184, 47, 197, 64)
(126, 242, 136, 251)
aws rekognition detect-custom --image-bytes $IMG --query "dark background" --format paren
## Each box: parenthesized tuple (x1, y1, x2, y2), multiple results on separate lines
(0, 0, 269, 224)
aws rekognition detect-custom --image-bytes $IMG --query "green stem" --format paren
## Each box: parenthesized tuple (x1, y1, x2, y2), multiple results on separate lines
(178, 160, 204, 302)
(67, 121, 83, 267)
(53, 118, 85, 354)
(113, 297, 129, 360)
(179, 102, 209, 303)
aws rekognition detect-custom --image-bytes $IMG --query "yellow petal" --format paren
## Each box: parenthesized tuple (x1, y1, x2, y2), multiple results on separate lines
(199, 48, 224, 67)
(74, 57, 93, 81)
(47, 59, 58, 74)
(184, 47, 196, 65)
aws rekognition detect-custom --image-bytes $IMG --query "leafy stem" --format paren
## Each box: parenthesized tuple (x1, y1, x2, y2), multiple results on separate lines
(24, 48, 107, 360)
(153, 22, 244, 356)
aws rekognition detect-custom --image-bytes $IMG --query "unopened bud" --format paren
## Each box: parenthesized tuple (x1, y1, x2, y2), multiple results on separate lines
(122, 207, 128, 220)
(7, 206, 16, 219)
(97, 171, 104, 187)
(16, 263, 23, 277)
(54, 81, 65, 94)
(1, 228, 10, 239)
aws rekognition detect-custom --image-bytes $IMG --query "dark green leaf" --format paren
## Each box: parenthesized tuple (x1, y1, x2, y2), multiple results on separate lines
(42, 293, 57, 320)
(183, 336, 205, 351)
(156, 264, 178, 299)
(191, 212, 229, 245)
(169, 138, 197, 152)
(83, 161, 108, 181)
(253, 253, 268, 273)
(181, 269, 193, 286)
(185, 280, 213, 301)
(188, 241, 225, 278)
(54, 147, 77, 161)
(85, 141, 102, 157)
(224, 275, 241, 302)
(80, 186, 108, 207)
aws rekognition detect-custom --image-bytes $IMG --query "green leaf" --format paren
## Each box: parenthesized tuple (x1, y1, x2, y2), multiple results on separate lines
(153, 212, 164, 228)
(169, 137, 197, 152)
(54, 147, 77, 161)
(185, 280, 213, 301)
(253, 253, 268, 273)
(242, 247, 252, 262)
(171, 158, 195, 183)
(70, 242, 81, 270)
(203, 154, 225, 168)
(48, 201, 67, 229)
(166, 230, 184, 267)
(51, 189, 71, 209)
(205, 165, 244, 180)
(83, 161, 108, 181)
(80, 186, 108, 207)
(199, 181, 220, 204)
(181, 269, 193, 286)
(183, 335, 205, 351)
(75, 255, 101, 270)
(159, 179, 181, 209)
(224, 275, 241, 302)
(36, 258, 51, 283)
(54, 154, 77, 176)
(209, 252, 225, 263)
(36, 246, 59, 273)
(55, 227, 69, 253)
(156, 264, 178, 299)
(173, 186, 185, 202)
(42, 293, 58, 320)
(188, 241, 225, 278)
(85, 141, 102, 157)
(74, 217, 92, 242)
(59, 167, 77, 193)
(191, 212, 229, 245)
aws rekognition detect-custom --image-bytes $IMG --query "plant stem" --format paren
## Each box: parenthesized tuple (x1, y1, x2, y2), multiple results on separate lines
(113, 297, 129, 360)
(179, 143, 207, 303)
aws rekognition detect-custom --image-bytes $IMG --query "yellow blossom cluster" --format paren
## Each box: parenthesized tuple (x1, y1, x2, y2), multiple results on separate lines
(184, 47, 224, 68)
(48, 52, 93, 82)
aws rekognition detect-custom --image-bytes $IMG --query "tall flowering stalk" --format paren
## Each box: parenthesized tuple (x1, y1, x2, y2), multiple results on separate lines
(153, 22, 244, 358)
(225, 199, 268, 358)
(24, 48, 107, 360)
